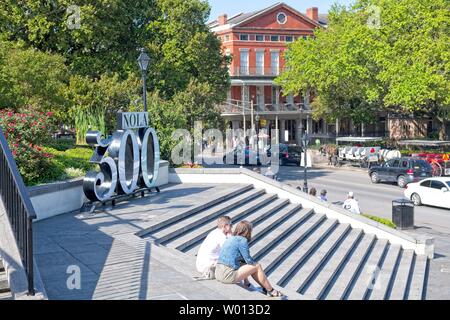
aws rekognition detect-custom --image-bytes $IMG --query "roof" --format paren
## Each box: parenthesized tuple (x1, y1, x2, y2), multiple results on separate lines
(208, 2, 322, 29)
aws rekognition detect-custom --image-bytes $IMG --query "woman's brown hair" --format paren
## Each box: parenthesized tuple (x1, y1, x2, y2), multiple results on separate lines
(233, 221, 253, 242)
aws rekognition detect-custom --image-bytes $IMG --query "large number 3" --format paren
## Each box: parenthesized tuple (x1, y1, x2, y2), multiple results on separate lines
(83, 128, 160, 202)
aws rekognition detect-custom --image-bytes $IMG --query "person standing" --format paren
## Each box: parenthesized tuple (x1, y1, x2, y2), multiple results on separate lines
(342, 191, 361, 214)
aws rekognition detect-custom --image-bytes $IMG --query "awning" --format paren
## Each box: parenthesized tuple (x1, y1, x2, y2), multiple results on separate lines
(336, 137, 383, 143)
(398, 140, 450, 147)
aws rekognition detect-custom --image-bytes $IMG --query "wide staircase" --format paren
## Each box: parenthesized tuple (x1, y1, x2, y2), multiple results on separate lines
(142, 184, 429, 300)
(0, 258, 12, 300)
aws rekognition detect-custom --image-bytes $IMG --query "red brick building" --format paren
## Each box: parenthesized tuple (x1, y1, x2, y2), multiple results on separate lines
(208, 2, 329, 144)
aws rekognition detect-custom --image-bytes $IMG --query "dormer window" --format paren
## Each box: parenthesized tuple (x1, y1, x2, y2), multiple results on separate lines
(277, 12, 287, 24)
(239, 34, 249, 41)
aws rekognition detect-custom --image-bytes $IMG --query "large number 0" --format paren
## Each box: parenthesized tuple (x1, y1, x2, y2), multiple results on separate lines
(83, 128, 160, 202)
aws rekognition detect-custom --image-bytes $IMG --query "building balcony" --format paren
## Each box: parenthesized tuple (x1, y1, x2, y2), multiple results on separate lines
(229, 66, 284, 77)
(219, 100, 310, 115)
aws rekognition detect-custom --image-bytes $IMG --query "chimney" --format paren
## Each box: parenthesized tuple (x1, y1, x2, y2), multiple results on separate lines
(306, 7, 318, 21)
(218, 14, 228, 25)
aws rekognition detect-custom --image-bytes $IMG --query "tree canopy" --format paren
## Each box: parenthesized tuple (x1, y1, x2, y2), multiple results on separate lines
(277, 0, 449, 138)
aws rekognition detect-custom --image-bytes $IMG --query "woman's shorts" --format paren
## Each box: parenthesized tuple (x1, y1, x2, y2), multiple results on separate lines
(215, 263, 238, 284)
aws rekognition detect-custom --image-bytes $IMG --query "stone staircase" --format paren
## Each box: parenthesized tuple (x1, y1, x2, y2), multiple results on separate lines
(0, 258, 12, 300)
(142, 184, 429, 300)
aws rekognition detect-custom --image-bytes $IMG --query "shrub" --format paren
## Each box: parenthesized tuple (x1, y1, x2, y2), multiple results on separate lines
(362, 214, 396, 229)
(0, 109, 56, 185)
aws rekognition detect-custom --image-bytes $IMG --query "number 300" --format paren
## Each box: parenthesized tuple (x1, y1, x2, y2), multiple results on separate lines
(83, 128, 160, 202)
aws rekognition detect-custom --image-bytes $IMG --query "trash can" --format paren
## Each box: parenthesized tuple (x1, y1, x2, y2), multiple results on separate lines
(392, 199, 414, 230)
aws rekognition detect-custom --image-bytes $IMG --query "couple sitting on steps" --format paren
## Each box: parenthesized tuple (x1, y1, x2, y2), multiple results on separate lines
(195, 216, 284, 297)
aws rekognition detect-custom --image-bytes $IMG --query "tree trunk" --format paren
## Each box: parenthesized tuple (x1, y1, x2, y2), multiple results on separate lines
(436, 116, 448, 140)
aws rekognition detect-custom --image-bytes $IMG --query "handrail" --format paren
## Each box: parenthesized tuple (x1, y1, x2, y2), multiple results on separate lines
(0, 127, 36, 295)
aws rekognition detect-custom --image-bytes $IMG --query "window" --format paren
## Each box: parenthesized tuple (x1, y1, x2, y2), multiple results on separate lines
(255, 34, 264, 42)
(225, 35, 230, 42)
(277, 12, 287, 24)
(240, 34, 249, 41)
(239, 50, 249, 75)
(285, 36, 293, 42)
(270, 51, 279, 75)
(420, 180, 431, 187)
(256, 51, 264, 75)
(392, 159, 400, 167)
(430, 180, 446, 190)
(400, 160, 409, 168)
(270, 35, 279, 42)
(303, 35, 308, 40)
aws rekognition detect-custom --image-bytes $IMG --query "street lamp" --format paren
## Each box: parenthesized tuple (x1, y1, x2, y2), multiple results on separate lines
(302, 132, 309, 193)
(255, 113, 260, 166)
(137, 48, 150, 112)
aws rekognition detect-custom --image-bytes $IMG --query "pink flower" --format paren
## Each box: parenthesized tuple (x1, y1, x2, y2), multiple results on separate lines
(7, 112, 12, 117)
(12, 150, 16, 156)
(46, 112, 53, 117)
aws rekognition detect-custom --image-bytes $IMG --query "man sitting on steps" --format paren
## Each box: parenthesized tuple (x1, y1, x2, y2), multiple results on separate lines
(196, 216, 232, 279)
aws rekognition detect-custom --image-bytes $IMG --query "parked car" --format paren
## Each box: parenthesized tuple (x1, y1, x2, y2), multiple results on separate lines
(369, 157, 433, 188)
(222, 146, 259, 165)
(266, 144, 302, 166)
(404, 177, 450, 209)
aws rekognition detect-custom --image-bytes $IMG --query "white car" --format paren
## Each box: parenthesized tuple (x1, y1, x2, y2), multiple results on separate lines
(404, 177, 450, 209)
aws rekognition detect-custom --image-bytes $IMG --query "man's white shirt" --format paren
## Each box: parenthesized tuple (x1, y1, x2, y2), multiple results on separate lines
(343, 198, 361, 214)
(196, 228, 227, 273)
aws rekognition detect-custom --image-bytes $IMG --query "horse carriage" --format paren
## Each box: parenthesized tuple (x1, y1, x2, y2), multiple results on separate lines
(323, 137, 401, 168)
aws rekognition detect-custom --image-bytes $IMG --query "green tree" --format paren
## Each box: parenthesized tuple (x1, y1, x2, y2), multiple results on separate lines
(0, 40, 69, 116)
(278, 0, 449, 138)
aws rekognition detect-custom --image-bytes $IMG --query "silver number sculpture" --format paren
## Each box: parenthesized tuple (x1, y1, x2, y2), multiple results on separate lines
(83, 127, 160, 202)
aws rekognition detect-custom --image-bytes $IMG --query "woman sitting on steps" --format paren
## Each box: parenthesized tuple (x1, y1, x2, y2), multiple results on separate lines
(215, 220, 284, 297)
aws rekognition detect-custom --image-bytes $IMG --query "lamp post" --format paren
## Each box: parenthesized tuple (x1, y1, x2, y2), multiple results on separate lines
(302, 132, 309, 193)
(137, 48, 150, 112)
(255, 113, 260, 166)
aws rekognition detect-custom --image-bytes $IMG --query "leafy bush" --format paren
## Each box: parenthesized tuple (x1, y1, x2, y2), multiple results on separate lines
(362, 214, 396, 229)
(44, 138, 75, 151)
(0, 109, 56, 185)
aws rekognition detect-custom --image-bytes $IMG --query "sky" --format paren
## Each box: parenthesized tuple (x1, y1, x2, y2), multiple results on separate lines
(207, 0, 354, 21)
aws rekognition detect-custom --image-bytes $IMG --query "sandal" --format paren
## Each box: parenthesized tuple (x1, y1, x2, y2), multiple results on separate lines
(266, 288, 284, 297)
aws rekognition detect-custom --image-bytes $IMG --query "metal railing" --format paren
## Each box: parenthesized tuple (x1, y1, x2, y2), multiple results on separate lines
(219, 100, 308, 114)
(0, 127, 36, 295)
(229, 66, 284, 77)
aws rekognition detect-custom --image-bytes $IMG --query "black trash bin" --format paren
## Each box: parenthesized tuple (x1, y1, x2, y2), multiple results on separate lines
(392, 199, 414, 230)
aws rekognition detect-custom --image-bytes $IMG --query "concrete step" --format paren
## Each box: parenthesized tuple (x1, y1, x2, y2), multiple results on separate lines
(0, 259, 4, 272)
(368, 244, 402, 300)
(406, 255, 428, 300)
(248, 203, 303, 245)
(168, 193, 279, 251)
(250, 207, 314, 260)
(183, 198, 291, 255)
(302, 228, 364, 299)
(284, 223, 351, 293)
(258, 213, 326, 274)
(345, 238, 389, 300)
(268, 218, 338, 286)
(0, 291, 12, 300)
(136, 184, 254, 237)
(386, 249, 415, 300)
(324, 234, 377, 300)
(0, 272, 10, 294)
(151, 188, 266, 243)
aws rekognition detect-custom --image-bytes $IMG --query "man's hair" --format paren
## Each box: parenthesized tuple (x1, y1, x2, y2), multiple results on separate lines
(321, 189, 327, 196)
(233, 221, 253, 242)
(217, 216, 231, 229)
(309, 187, 317, 196)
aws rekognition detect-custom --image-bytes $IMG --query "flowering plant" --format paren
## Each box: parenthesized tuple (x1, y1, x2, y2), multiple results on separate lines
(0, 109, 56, 184)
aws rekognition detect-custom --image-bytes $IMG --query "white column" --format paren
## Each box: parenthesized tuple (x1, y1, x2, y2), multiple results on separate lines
(306, 115, 312, 135)
(280, 119, 285, 143)
(275, 86, 280, 111)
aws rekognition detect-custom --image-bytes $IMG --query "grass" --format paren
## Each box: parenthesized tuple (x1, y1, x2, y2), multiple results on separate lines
(362, 214, 397, 228)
